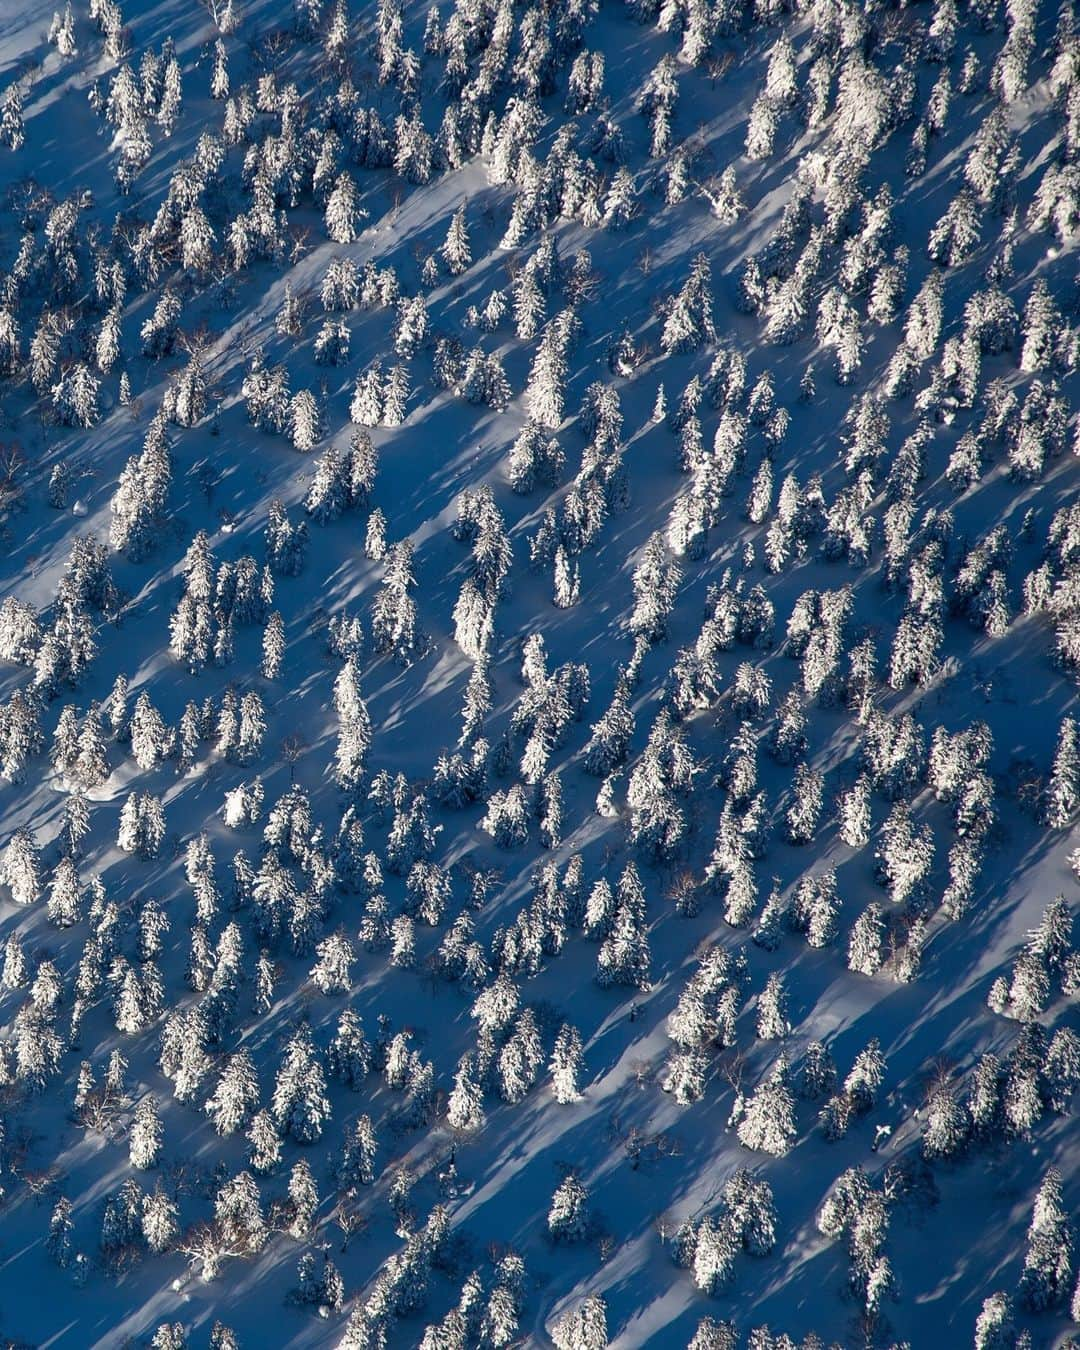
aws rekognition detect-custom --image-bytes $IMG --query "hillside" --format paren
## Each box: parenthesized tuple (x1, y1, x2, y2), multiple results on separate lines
(0, 0, 1076, 1346)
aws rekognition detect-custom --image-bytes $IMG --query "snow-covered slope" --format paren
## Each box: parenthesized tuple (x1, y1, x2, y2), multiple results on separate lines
(0, 0, 1077, 1346)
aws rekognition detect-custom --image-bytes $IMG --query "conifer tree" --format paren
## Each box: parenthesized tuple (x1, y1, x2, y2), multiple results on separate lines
(1018, 1168, 1074, 1311)
(735, 1058, 797, 1156)
(446, 1053, 486, 1132)
(1044, 715, 1080, 828)
(548, 1176, 590, 1243)
(272, 1025, 330, 1143)
(130, 1094, 163, 1169)
(551, 1294, 608, 1350)
(441, 205, 471, 275)
(325, 172, 365, 243)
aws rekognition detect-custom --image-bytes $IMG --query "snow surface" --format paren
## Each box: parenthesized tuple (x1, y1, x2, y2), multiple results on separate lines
(0, 0, 1075, 1347)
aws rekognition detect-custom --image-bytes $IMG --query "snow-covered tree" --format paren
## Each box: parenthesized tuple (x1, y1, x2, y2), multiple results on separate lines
(735, 1059, 797, 1156)
(272, 1025, 330, 1143)
(129, 1094, 163, 1169)
(1018, 1168, 1074, 1311)
(548, 1175, 590, 1243)
(551, 1293, 608, 1350)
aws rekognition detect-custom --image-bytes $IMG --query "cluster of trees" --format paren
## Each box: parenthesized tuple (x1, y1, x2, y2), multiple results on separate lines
(0, 0, 1078, 1343)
